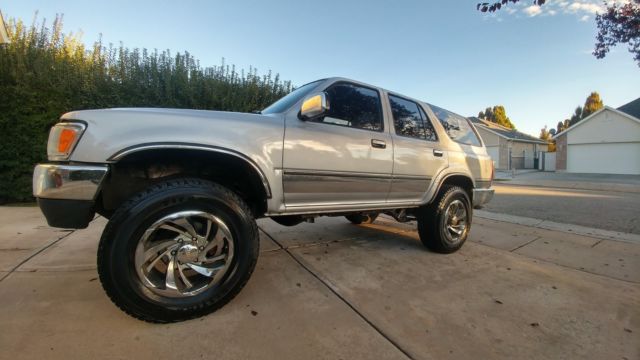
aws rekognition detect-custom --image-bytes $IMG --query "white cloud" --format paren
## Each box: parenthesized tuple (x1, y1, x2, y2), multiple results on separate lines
(523, 5, 542, 16)
(567, 2, 603, 14)
(579, 15, 590, 21)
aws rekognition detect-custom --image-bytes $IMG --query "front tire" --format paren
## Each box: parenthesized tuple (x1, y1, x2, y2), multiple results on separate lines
(97, 178, 259, 323)
(417, 186, 471, 254)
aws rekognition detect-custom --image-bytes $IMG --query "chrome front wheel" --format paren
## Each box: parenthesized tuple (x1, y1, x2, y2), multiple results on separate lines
(98, 178, 259, 323)
(135, 210, 235, 298)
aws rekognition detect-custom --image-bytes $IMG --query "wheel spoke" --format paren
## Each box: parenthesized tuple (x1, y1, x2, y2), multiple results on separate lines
(177, 263, 193, 289)
(165, 256, 178, 291)
(203, 218, 213, 242)
(448, 224, 464, 236)
(200, 254, 227, 264)
(143, 240, 177, 262)
(159, 223, 193, 239)
(202, 220, 231, 257)
(186, 263, 225, 277)
(145, 247, 174, 273)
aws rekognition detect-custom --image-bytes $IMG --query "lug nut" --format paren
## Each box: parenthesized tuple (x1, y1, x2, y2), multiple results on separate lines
(199, 246, 204, 251)
(171, 251, 177, 255)
(178, 239, 183, 243)
(192, 237, 196, 241)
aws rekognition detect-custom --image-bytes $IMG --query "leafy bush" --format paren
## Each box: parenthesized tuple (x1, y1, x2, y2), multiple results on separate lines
(0, 15, 292, 203)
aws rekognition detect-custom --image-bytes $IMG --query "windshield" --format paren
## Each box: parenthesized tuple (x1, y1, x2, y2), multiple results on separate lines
(261, 80, 323, 114)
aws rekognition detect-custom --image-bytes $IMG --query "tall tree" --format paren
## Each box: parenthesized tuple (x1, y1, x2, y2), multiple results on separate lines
(569, 106, 583, 126)
(582, 91, 604, 119)
(539, 126, 551, 141)
(556, 121, 565, 134)
(478, 105, 516, 129)
(477, 0, 640, 66)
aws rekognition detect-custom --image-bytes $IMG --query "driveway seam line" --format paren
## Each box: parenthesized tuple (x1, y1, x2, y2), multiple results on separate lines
(509, 236, 542, 252)
(0, 230, 76, 282)
(258, 226, 415, 360)
(472, 240, 640, 285)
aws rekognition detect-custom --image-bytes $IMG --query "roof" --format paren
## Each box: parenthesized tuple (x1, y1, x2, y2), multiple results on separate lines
(617, 97, 640, 120)
(0, 11, 8, 44)
(468, 117, 548, 144)
(553, 106, 640, 139)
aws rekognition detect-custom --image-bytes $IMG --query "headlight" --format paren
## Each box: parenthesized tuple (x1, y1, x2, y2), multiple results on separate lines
(47, 122, 86, 161)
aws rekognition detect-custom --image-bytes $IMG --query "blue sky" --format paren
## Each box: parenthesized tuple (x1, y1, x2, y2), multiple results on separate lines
(3, 0, 639, 136)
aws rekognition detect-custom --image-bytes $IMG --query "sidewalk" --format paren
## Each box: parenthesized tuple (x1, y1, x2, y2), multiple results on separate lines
(1, 206, 638, 360)
(494, 171, 640, 193)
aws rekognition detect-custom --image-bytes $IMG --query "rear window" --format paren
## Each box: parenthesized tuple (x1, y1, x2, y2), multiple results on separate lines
(428, 104, 482, 147)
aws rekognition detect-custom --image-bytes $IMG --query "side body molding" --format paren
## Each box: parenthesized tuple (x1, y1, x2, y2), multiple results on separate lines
(107, 142, 272, 198)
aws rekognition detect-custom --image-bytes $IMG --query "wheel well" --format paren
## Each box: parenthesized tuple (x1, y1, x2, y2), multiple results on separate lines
(97, 149, 269, 217)
(438, 175, 473, 202)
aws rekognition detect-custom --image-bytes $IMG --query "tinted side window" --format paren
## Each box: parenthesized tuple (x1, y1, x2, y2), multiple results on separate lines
(389, 95, 427, 139)
(389, 95, 437, 141)
(419, 107, 438, 141)
(429, 104, 482, 146)
(319, 83, 383, 131)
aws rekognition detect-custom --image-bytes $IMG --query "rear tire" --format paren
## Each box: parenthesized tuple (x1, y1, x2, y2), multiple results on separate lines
(97, 178, 259, 323)
(417, 186, 471, 254)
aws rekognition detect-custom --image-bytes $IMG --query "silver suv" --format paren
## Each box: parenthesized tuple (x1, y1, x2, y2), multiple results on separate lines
(33, 77, 494, 322)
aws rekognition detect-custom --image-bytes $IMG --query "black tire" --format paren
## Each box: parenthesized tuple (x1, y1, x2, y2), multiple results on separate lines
(345, 213, 379, 224)
(417, 186, 471, 254)
(97, 178, 259, 323)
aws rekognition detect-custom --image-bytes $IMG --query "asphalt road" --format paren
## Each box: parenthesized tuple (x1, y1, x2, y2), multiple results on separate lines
(484, 183, 640, 235)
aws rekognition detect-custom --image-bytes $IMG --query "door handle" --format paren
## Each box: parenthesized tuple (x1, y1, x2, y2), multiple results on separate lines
(433, 149, 444, 157)
(371, 139, 386, 149)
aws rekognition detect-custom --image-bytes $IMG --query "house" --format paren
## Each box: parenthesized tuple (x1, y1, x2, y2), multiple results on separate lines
(552, 98, 640, 175)
(469, 117, 549, 170)
(0, 10, 8, 44)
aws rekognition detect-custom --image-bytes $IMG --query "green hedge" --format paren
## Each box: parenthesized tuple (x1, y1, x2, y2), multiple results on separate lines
(0, 15, 292, 204)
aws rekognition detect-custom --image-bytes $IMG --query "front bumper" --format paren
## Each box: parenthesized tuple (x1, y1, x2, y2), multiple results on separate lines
(472, 188, 494, 209)
(33, 163, 108, 228)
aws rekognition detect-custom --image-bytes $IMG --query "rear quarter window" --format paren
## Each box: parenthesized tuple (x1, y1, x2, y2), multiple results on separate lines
(428, 104, 482, 147)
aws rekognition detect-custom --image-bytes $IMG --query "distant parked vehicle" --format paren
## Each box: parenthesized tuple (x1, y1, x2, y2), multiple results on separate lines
(33, 77, 494, 322)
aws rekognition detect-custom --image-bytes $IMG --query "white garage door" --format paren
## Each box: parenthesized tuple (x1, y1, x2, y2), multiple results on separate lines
(567, 143, 640, 175)
(485, 146, 500, 169)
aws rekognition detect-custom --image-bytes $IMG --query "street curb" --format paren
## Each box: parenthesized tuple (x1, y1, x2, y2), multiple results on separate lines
(475, 210, 640, 244)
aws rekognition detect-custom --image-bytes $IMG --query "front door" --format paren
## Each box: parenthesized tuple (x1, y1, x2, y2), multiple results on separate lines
(282, 81, 393, 209)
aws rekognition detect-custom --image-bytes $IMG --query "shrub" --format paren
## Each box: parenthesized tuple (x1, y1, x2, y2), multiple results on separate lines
(0, 15, 292, 203)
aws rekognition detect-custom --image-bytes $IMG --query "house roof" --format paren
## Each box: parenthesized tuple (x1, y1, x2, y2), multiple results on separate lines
(552, 106, 640, 139)
(617, 97, 640, 120)
(468, 117, 548, 144)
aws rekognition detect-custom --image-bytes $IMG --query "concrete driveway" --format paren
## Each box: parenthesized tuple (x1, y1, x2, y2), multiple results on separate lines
(0, 206, 638, 360)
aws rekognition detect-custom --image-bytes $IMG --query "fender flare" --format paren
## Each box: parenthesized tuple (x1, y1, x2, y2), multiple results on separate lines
(107, 142, 272, 198)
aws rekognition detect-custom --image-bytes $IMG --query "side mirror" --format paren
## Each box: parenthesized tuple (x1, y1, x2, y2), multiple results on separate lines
(299, 92, 329, 120)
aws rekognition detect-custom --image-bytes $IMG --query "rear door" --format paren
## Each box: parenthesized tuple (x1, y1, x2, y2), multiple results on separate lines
(387, 94, 448, 202)
(282, 81, 393, 208)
